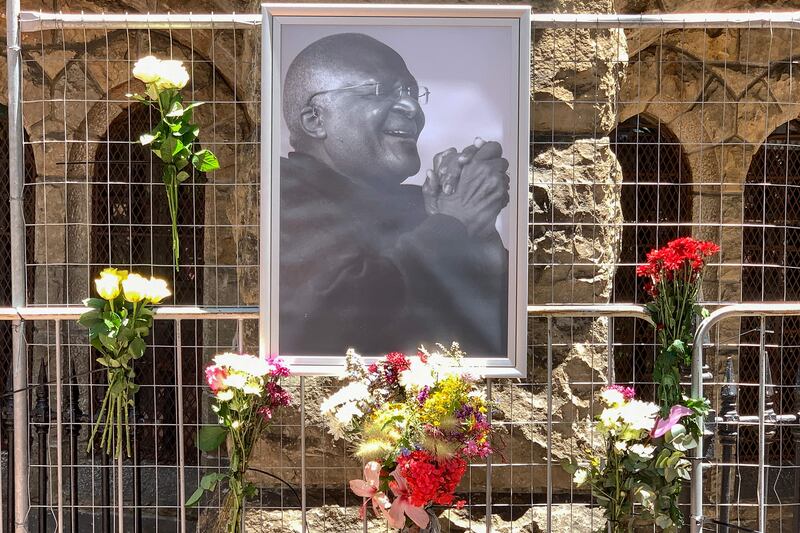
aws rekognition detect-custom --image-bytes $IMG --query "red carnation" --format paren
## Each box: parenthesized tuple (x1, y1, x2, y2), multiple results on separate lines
(205, 364, 227, 392)
(396, 450, 467, 508)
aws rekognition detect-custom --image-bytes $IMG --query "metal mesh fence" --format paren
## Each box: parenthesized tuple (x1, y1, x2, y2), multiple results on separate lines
(3, 8, 800, 533)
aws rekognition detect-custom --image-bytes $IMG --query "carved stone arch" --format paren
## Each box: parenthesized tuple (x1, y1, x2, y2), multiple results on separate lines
(609, 114, 693, 397)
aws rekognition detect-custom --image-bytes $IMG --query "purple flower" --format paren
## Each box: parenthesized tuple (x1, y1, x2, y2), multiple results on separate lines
(417, 386, 430, 404)
(651, 405, 693, 438)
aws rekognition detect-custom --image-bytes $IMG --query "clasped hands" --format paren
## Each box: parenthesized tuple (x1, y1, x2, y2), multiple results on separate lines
(422, 138, 510, 238)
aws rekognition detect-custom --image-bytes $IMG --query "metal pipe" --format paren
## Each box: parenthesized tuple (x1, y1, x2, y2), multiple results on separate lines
(690, 303, 800, 532)
(6, 0, 30, 529)
(19, 10, 800, 31)
(65, 355, 81, 533)
(175, 320, 187, 533)
(527, 304, 652, 322)
(54, 321, 63, 533)
(758, 318, 767, 533)
(546, 317, 553, 533)
(3, 372, 15, 533)
(485, 378, 492, 533)
(116, 454, 122, 533)
(299, 377, 306, 533)
(0, 306, 258, 321)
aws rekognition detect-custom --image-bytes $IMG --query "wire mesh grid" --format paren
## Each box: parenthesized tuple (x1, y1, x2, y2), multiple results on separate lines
(4, 9, 800, 533)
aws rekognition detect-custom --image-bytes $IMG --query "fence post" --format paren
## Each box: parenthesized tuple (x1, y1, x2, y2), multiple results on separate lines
(32, 360, 48, 533)
(6, 0, 30, 530)
(718, 358, 738, 533)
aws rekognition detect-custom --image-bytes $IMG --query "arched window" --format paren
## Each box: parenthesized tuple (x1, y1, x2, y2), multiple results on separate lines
(740, 119, 800, 462)
(91, 105, 205, 464)
(610, 115, 693, 399)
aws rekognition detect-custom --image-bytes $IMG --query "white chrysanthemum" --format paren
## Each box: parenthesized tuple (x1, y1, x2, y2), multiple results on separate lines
(334, 402, 363, 426)
(224, 373, 247, 390)
(213, 353, 270, 377)
(132, 56, 161, 84)
(398, 358, 435, 391)
(597, 406, 621, 434)
(243, 380, 263, 396)
(619, 400, 659, 431)
(599, 388, 625, 407)
(155, 60, 190, 90)
(573, 468, 588, 486)
(614, 441, 628, 452)
(630, 443, 656, 459)
(320, 382, 370, 414)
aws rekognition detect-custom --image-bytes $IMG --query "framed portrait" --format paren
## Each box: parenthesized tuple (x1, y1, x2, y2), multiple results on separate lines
(259, 4, 531, 376)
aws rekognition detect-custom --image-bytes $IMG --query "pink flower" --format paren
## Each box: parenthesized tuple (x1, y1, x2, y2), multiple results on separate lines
(651, 405, 693, 438)
(205, 365, 227, 392)
(349, 462, 390, 521)
(387, 471, 430, 530)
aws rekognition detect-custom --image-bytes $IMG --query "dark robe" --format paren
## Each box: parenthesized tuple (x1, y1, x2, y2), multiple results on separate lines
(279, 152, 508, 356)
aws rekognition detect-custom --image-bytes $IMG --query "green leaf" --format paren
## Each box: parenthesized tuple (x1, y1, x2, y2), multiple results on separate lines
(129, 337, 146, 359)
(176, 171, 191, 183)
(78, 314, 102, 328)
(197, 425, 228, 452)
(83, 298, 108, 310)
(185, 486, 205, 508)
(201, 472, 228, 490)
(166, 101, 184, 118)
(98, 333, 118, 352)
(172, 139, 186, 157)
(191, 149, 219, 172)
(160, 137, 177, 164)
(139, 133, 157, 146)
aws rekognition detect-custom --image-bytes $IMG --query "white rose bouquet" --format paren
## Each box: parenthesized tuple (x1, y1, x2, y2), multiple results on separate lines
(79, 268, 171, 458)
(130, 55, 219, 270)
(563, 386, 708, 533)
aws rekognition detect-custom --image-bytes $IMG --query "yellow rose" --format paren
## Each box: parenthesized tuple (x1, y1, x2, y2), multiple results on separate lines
(95, 271, 122, 300)
(154, 60, 190, 91)
(146, 277, 171, 304)
(132, 56, 162, 84)
(122, 273, 149, 303)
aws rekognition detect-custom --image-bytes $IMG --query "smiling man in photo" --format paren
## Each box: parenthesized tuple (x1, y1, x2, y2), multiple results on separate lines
(279, 32, 510, 356)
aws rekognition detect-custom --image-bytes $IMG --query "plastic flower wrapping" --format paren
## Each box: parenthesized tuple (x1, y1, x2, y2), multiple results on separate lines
(563, 386, 709, 533)
(78, 268, 171, 458)
(321, 344, 492, 530)
(187, 353, 291, 533)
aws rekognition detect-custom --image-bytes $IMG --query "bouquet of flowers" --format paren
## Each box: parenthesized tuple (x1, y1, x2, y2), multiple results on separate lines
(321, 344, 492, 531)
(636, 237, 720, 412)
(130, 55, 220, 270)
(79, 268, 171, 458)
(563, 386, 708, 533)
(187, 353, 291, 533)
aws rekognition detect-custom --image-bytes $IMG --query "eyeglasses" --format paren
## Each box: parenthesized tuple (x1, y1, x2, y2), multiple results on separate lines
(306, 82, 431, 106)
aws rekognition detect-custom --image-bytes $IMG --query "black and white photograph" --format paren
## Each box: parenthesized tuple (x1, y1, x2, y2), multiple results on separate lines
(261, 6, 530, 375)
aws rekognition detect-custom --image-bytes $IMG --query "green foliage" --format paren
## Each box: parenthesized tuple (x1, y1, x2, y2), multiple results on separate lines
(130, 85, 219, 270)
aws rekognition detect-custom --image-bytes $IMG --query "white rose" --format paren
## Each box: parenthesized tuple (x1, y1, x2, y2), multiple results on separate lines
(132, 56, 161, 84)
(155, 60, 190, 90)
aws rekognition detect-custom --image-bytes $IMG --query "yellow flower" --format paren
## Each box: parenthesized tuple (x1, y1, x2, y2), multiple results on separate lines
(132, 56, 161, 84)
(122, 273, 149, 303)
(146, 277, 171, 304)
(95, 270, 123, 300)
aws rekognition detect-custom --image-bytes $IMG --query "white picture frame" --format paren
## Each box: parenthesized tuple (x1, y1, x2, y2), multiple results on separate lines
(259, 3, 530, 376)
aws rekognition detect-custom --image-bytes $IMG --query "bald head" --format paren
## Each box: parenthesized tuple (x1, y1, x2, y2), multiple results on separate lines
(283, 33, 416, 148)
